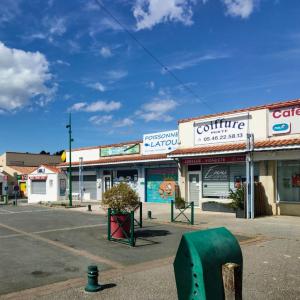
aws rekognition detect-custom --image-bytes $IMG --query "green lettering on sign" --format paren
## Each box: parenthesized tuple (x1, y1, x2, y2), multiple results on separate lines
(100, 144, 140, 157)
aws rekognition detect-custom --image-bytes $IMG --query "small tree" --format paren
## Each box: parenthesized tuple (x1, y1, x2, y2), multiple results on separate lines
(229, 187, 245, 210)
(101, 183, 139, 213)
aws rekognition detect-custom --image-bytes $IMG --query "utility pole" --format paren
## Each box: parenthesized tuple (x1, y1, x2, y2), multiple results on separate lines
(66, 113, 74, 207)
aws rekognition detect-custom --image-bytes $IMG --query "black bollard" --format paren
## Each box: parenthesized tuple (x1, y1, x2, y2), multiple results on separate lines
(85, 265, 102, 292)
(147, 210, 152, 219)
(87, 204, 92, 212)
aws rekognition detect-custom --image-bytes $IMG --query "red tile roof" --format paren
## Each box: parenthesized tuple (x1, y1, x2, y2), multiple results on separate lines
(41, 165, 62, 174)
(169, 138, 300, 156)
(178, 98, 300, 124)
(8, 166, 38, 174)
(59, 153, 171, 167)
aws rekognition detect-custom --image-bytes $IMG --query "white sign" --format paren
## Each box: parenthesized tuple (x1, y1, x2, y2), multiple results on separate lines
(143, 130, 178, 155)
(269, 105, 300, 136)
(194, 115, 248, 146)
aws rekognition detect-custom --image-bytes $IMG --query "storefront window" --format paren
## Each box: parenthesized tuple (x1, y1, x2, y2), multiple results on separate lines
(277, 160, 300, 202)
(202, 165, 230, 198)
(201, 163, 258, 198)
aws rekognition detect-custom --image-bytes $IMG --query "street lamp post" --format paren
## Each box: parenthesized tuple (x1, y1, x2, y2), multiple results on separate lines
(66, 113, 74, 207)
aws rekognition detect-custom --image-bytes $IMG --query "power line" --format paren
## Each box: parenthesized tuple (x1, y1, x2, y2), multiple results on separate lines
(93, 0, 215, 113)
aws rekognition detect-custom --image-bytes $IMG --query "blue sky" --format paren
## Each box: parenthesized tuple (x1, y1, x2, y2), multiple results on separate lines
(0, 0, 300, 153)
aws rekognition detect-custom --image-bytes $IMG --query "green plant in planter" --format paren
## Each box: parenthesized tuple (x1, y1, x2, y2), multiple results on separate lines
(175, 196, 186, 209)
(101, 182, 139, 213)
(229, 187, 245, 210)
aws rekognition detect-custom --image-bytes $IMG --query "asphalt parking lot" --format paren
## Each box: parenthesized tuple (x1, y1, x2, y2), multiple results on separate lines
(0, 204, 299, 299)
(0, 205, 203, 295)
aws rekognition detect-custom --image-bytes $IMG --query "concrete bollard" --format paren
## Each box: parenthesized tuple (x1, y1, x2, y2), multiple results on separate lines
(87, 204, 92, 212)
(85, 265, 102, 292)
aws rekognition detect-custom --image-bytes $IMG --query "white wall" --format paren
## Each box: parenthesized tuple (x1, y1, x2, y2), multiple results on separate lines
(27, 168, 66, 203)
(0, 173, 7, 195)
(178, 108, 300, 150)
(66, 148, 100, 162)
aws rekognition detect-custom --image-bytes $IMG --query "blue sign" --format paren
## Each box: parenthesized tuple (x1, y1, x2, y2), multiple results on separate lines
(272, 123, 290, 132)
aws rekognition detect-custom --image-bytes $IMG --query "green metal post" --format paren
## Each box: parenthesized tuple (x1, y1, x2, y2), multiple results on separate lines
(171, 200, 174, 222)
(130, 211, 135, 246)
(107, 208, 111, 241)
(139, 202, 142, 228)
(66, 113, 73, 207)
(191, 201, 194, 225)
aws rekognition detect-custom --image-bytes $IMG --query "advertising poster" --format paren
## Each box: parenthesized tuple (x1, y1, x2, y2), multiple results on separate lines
(100, 144, 140, 157)
(146, 168, 178, 203)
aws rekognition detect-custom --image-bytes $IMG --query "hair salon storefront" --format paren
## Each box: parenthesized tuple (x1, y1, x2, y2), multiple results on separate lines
(170, 98, 300, 217)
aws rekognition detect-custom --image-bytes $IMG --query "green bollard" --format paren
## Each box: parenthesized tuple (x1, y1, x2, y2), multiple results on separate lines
(85, 265, 102, 292)
(173, 227, 243, 300)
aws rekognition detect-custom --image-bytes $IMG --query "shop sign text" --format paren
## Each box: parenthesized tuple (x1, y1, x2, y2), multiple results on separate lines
(203, 165, 228, 181)
(269, 105, 300, 136)
(182, 155, 246, 165)
(194, 115, 248, 146)
(100, 144, 140, 157)
(143, 130, 178, 155)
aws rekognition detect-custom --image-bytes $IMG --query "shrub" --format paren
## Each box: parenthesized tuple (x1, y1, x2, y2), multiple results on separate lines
(229, 187, 245, 210)
(101, 182, 139, 213)
(175, 196, 186, 209)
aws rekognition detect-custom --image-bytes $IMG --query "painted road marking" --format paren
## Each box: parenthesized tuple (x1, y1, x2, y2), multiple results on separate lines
(0, 224, 106, 239)
(0, 208, 14, 214)
(0, 222, 123, 269)
(0, 209, 54, 214)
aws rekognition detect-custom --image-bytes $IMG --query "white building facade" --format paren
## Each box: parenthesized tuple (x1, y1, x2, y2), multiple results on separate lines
(27, 165, 67, 203)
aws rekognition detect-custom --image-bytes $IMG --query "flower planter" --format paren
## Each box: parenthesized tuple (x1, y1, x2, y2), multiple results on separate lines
(236, 208, 246, 219)
(110, 213, 131, 239)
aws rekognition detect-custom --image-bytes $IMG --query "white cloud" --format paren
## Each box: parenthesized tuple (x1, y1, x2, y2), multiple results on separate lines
(136, 99, 178, 122)
(133, 0, 196, 30)
(0, 42, 53, 111)
(87, 82, 106, 92)
(146, 81, 155, 89)
(56, 59, 70, 66)
(114, 118, 134, 127)
(89, 115, 113, 125)
(100, 46, 112, 58)
(0, 0, 22, 24)
(106, 70, 128, 81)
(69, 100, 121, 112)
(222, 0, 258, 19)
(164, 52, 230, 72)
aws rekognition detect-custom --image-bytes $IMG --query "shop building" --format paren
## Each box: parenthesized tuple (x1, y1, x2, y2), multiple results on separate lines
(0, 173, 8, 196)
(0, 152, 61, 197)
(169, 98, 300, 217)
(27, 165, 67, 204)
(60, 130, 179, 203)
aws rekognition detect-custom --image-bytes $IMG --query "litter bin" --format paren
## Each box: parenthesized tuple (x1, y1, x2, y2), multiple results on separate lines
(173, 227, 243, 300)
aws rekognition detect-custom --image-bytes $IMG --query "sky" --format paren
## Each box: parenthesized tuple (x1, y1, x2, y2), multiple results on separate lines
(0, 0, 300, 153)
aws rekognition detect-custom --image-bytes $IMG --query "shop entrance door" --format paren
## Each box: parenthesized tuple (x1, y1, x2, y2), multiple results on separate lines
(188, 172, 201, 207)
(103, 175, 112, 193)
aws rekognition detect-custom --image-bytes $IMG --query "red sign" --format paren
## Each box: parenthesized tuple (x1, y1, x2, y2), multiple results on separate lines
(29, 176, 47, 181)
(182, 155, 246, 165)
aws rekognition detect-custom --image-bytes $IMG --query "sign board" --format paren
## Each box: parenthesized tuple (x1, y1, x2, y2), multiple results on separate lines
(29, 176, 47, 180)
(194, 115, 248, 146)
(182, 155, 246, 165)
(203, 165, 229, 181)
(268, 105, 300, 136)
(143, 130, 178, 155)
(100, 144, 140, 157)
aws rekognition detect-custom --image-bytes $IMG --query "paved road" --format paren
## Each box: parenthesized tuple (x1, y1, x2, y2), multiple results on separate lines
(0, 205, 204, 295)
(0, 204, 299, 299)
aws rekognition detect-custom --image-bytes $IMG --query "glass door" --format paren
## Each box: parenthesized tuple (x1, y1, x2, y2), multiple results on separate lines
(103, 175, 112, 193)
